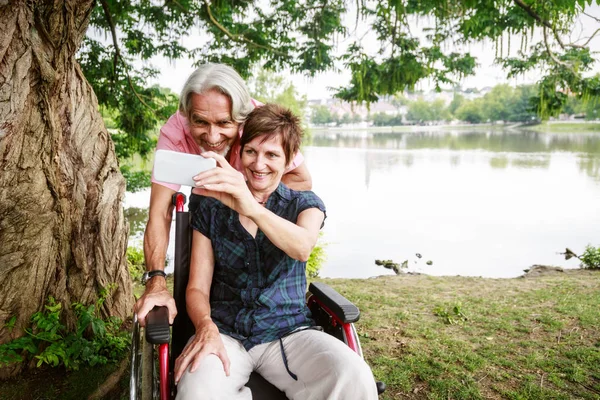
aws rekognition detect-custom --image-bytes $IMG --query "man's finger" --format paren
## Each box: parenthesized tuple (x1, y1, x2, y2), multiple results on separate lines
(166, 299, 178, 325)
(135, 302, 153, 327)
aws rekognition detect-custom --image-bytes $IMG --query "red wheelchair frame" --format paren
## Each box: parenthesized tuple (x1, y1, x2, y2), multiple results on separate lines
(129, 192, 385, 399)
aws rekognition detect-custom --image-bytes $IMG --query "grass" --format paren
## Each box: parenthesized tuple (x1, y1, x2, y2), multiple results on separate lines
(524, 121, 600, 133)
(317, 269, 600, 399)
(2, 270, 599, 399)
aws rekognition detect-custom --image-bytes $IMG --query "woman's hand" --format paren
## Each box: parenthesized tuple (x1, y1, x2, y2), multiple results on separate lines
(193, 151, 260, 217)
(173, 319, 231, 383)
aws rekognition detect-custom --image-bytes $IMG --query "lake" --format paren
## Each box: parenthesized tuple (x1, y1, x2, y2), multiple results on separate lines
(124, 127, 600, 279)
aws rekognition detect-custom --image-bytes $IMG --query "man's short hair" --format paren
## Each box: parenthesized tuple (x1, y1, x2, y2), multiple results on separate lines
(240, 104, 302, 166)
(179, 63, 254, 123)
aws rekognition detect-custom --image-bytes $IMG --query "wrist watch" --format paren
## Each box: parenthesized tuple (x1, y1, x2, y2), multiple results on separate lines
(141, 270, 167, 285)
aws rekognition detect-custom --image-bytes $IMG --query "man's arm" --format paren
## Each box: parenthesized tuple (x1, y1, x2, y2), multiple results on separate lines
(282, 162, 312, 191)
(134, 183, 178, 326)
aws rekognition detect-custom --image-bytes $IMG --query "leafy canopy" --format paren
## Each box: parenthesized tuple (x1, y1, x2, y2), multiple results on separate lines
(80, 0, 600, 153)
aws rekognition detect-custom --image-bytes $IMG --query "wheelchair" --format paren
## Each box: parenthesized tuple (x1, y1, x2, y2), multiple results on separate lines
(130, 192, 386, 399)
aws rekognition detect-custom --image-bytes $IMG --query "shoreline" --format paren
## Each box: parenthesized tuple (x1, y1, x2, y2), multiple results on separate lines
(309, 121, 600, 134)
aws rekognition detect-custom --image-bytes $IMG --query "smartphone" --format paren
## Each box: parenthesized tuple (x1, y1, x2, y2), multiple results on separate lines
(153, 149, 217, 187)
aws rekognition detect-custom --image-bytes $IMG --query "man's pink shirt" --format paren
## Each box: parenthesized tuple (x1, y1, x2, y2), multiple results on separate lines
(151, 109, 304, 192)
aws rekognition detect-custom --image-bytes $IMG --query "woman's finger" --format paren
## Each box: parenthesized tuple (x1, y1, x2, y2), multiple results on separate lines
(194, 170, 239, 187)
(174, 352, 192, 383)
(218, 350, 231, 376)
(201, 151, 234, 170)
(194, 168, 244, 189)
(174, 339, 205, 382)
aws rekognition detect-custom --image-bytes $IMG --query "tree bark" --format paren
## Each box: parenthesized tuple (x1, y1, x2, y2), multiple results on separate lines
(0, 0, 133, 361)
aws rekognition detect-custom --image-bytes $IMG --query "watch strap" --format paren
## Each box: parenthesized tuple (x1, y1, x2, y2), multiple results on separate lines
(143, 270, 167, 284)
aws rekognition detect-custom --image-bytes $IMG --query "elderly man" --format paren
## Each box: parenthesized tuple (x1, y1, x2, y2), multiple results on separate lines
(135, 63, 312, 325)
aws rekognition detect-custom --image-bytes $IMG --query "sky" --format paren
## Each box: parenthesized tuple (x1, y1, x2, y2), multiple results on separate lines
(147, 5, 600, 101)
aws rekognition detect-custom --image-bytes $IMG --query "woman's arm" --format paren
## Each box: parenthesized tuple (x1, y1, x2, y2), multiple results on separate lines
(173, 230, 230, 383)
(250, 207, 324, 262)
(192, 151, 325, 261)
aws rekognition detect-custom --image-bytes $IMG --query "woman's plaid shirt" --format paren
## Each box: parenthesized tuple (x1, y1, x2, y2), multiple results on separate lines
(190, 183, 326, 350)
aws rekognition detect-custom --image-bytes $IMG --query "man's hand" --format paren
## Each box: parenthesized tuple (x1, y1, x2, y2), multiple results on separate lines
(174, 319, 230, 383)
(134, 277, 177, 327)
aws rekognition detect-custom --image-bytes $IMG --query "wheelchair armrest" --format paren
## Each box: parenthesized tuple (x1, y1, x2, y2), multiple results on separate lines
(308, 282, 360, 323)
(145, 306, 171, 344)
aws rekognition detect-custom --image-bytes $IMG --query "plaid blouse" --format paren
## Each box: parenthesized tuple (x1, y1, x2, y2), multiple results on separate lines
(190, 183, 326, 350)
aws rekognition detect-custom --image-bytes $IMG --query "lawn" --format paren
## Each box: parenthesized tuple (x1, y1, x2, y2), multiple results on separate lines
(2, 269, 599, 399)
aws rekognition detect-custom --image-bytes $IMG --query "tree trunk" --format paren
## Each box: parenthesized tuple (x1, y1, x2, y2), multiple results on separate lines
(0, 0, 133, 361)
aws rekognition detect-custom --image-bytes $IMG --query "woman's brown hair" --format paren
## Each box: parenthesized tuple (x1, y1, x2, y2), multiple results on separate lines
(240, 104, 302, 166)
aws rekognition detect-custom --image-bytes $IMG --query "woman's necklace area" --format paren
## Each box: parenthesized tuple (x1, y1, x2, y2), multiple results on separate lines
(248, 184, 270, 206)
(253, 195, 269, 205)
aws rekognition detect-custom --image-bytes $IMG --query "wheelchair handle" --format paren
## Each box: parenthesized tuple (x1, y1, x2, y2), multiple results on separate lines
(145, 306, 171, 344)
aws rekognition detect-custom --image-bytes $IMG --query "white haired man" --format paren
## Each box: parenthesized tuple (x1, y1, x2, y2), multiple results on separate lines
(135, 64, 312, 326)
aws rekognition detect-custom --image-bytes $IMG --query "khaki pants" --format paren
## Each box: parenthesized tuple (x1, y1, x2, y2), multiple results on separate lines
(176, 329, 378, 400)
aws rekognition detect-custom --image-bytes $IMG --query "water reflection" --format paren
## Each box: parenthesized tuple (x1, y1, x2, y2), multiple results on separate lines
(124, 207, 148, 239)
(302, 128, 600, 279)
(125, 128, 600, 279)
(311, 129, 600, 182)
(578, 155, 600, 182)
(311, 129, 600, 154)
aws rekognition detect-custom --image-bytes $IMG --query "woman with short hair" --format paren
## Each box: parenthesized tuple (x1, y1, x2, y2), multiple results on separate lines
(174, 104, 378, 400)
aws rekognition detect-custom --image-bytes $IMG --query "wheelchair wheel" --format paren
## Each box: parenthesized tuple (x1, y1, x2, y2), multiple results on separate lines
(130, 315, 161, 400)
(141, 338, 159, 400)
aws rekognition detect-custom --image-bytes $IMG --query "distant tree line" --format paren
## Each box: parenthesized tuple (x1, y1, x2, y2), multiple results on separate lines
(311, 84, 600, 126)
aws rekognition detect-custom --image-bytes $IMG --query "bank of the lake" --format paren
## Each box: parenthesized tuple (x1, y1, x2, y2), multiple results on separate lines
(322, 268, 600, 400)
(523, 121, 600, 133)
(309, 121, 600, 135)
(2, 269, 598, 399)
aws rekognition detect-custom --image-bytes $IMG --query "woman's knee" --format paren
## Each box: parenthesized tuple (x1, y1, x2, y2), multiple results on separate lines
(175, 355, 231, 400)
(331, 350, 377, 396)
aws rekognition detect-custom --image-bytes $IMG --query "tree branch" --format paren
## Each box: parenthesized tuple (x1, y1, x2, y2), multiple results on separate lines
(99, 0, 120, 74)
(164, 0, 188, 13)
(204, 1, 287, 56)
(583, 11, 600, 23)
(571, 27, 600, 48)
(543, 26, 572, 69)
(513, 0, 568, 49)
(99, 0, 155, 111)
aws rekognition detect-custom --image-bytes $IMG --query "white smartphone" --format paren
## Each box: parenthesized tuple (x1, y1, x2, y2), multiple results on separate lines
(153, 149, 217, 187)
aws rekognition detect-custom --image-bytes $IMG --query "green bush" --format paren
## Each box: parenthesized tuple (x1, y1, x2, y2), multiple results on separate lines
(307, 233, 328, 278)
(0, 286, 130, 370)
(120, 165, 151, 193)
(580, 245, 600, 270)
(127, 246, 146, 281)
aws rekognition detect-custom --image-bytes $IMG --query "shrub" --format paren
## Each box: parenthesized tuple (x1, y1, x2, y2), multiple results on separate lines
(120, 165, 151, 193)
(0, 286, 130, 370)
(580, 245, 600, 270)
(127, 246, 146, 281)
(307, 233, 328, 278)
